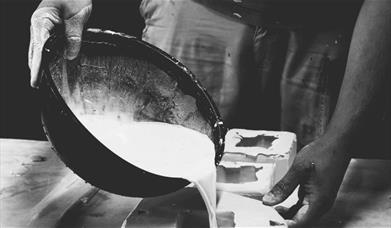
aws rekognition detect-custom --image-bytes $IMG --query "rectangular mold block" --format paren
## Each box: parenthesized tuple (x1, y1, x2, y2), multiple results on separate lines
(217, 129, 296, 198)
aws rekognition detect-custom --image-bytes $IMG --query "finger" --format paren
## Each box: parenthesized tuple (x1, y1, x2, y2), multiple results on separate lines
(28, 26, 34, 70)
(290, 197, 331, 228)
(64, 5, 92, 60)
(283, 201, 309, 227)
(262, 166, 303, 206)
(286, 219, 296, 227)
(274, 205, 290, 217)
(30, 26, 50, 88)
(290, 204, 310, 228)
(29, 7, 61, 88)
(275, 202, 304, 220)
(279, 196, 310, 228)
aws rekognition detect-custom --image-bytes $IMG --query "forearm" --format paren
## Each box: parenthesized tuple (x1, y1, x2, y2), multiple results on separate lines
(326, 0, 391, 144)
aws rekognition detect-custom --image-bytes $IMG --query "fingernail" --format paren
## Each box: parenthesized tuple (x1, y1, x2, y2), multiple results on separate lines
(30, 73, 37, 88)
(262, 193, 275, 204)
(31, 81, 38, 88)
(30, 77, 38, 88)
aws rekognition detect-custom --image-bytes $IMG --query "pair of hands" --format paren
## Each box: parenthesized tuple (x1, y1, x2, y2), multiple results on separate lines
(29, 1, 350, 227)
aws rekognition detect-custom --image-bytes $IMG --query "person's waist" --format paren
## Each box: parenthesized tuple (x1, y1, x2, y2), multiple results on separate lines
(194, 0, 362, 28)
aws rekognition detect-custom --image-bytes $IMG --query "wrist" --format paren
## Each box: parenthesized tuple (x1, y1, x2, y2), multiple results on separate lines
(318, 128, 353, 159)
(324, 124, 354, 142)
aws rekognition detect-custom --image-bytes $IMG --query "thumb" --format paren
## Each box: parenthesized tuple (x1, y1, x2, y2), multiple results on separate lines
(29, 7, 61, 88)
(262, 165, 303, 206)
(63, 5, 92, 60)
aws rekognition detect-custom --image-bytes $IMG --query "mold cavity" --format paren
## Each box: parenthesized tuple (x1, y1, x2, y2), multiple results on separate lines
(235, 135, 277, 148)
(222, 153, 257, 163)
(217, 166, 262, 183)
(222, 153, 282, 163)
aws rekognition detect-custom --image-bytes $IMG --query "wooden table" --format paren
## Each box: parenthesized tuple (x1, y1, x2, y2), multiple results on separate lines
(1, 138, 390, 227)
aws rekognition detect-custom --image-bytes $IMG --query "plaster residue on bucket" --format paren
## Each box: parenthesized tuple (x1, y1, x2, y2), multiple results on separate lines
(48, 55, 212, 137)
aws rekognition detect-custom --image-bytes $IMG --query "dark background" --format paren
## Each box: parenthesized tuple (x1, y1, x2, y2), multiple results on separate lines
(1, 1, 389, 159)
(1, 0, 144, 140)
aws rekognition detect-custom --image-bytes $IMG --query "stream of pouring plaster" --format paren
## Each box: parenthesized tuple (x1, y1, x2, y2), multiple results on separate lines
(76, 114, 218, 228)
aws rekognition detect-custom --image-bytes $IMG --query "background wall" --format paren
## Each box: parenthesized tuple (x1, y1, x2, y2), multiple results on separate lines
(0, 0, 144, 140)
(1, 1, 389, 159)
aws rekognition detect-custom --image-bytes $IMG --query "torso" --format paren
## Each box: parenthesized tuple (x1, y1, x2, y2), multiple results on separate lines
(193, 0, 364, 27)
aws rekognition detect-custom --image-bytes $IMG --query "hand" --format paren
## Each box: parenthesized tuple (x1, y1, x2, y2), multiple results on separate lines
(262, 135, 351, 227)
(28, 0, 92, 88)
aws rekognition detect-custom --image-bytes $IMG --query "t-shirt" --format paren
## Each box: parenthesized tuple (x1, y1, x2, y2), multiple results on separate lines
(140, 0, 256, 128)
(193, 0, 363, 27)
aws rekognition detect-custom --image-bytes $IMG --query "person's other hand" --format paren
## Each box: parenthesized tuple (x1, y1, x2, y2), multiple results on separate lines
(262, 135, 351, 227)
(28, 0, 92, 88)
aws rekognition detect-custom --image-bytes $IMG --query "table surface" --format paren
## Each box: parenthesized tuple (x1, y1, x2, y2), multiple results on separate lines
(1, 138, 390, 228)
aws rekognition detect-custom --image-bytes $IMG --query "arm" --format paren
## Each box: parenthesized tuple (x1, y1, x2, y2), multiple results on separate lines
(262, 0, 391, 227)
(327, 0, 391, 143)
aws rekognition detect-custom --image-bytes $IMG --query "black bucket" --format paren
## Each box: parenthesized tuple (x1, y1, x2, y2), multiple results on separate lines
(39, 29, 226, 197)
